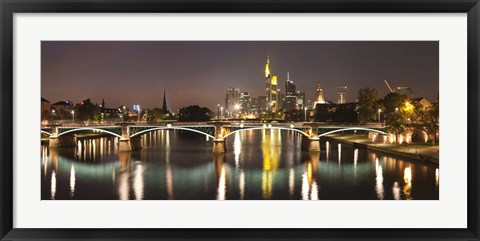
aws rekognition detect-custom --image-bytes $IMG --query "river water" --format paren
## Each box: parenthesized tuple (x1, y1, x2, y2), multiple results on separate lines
(41, 129, 439, 200)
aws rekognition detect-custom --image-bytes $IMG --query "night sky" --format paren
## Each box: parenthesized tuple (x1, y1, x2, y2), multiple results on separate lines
(41, 41, 438, 111)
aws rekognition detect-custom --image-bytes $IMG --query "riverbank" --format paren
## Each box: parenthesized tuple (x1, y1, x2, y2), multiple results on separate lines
(324, 134, 439, 165)
(41, 133, 112, 143)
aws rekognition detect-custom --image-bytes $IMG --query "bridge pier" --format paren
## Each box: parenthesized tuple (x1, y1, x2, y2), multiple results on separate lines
(48, 126, 76, 148)
(211, 122, 229, 153)
(301, 136, 320, 152)
(118, 123, 142, 152)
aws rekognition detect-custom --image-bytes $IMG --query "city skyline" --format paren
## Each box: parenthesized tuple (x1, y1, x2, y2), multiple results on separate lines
(41, 41, 439, 111)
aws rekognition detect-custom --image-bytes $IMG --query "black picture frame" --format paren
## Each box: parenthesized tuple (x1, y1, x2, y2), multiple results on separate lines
(1, 0, 479, 240)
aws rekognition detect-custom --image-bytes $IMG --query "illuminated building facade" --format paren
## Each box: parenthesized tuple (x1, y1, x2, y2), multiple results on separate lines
(337, 86, 347, 104)
(314, 83, 326, 105)
(225, 87, 240, 117)
(265, 56, 279, 113)
(284, 72, 298, 111)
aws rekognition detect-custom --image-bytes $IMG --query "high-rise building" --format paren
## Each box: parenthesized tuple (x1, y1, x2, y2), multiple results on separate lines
(265, 56, 278, 113)
(337, 86, 347, 104)
(297, 91, 306, 110)
(239, 91, 251, 115)
(314, 83, 326, 105)
(284, 72, 298, 111)
(258, 96, 268, 114)
(225, 87, 240, 117)
(250, 98, 259, 115)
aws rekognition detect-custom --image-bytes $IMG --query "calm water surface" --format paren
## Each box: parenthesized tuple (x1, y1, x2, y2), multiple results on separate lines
(41, 130, 439, 200)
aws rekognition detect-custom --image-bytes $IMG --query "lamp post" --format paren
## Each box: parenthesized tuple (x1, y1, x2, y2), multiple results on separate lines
(137, 105, 141, 122)
(71, 110, 75, 124)
(220, 107, 223, 120)
(304, 107, 307, 122)
(217, 104, 220, 120)
(51, 109, 55, 123)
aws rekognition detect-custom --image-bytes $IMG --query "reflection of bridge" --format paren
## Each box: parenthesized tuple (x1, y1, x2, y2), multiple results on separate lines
(41, 122, 386, 153)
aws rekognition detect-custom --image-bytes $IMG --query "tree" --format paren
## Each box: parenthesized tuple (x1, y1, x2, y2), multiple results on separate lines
(76, 98, 101, 122)
(385, 111, 407, 144)
(146, 108, 165, 123)
(416, 101, 439, 145)
(357, 88, 380, 123)
(383, 92, 408, 115)
(177, 105, 212, 122)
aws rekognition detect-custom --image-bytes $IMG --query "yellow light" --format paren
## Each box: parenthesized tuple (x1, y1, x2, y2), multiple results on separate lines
(271, 76, 277, 85)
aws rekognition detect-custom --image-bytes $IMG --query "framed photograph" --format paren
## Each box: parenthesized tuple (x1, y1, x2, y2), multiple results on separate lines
(1, 0, 479, 240)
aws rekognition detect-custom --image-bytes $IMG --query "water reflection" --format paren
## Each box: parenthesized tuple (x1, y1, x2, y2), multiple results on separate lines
(403, 166, 413, 200)
(41, 130, 439, 200)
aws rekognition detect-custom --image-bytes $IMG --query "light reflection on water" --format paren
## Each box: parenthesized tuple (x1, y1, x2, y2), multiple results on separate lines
(41, 129, 439, 200)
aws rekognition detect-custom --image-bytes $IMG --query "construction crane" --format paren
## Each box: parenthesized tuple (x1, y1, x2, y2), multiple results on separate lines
(384, 79, 394, 93)
(383, 79, 413, 96)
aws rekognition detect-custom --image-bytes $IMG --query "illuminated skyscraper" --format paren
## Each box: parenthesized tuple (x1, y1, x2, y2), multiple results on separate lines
(225, 87, 240, 117)
(337, 86, 347, 104)
(284, 72, 298, 111)
(265, 56, 278, 113)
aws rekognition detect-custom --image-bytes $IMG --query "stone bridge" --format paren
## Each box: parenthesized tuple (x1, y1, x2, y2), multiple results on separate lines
(41, 122, 386, 153)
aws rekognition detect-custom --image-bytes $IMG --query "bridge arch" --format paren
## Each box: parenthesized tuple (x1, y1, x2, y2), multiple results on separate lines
(222, 126, 311, 139)
(129, 127, 215, 139)
(57, 127, 122, 138)
(318, 127, 386, 138)
(41, 130, 52, 136)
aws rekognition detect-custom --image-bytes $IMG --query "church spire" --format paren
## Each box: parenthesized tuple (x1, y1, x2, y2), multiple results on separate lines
(162, 90, 168, 114)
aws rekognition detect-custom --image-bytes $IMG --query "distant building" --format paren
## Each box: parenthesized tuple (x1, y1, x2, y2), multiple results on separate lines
(162, 90, 169, 114)
(396, 87, 412, 97)
(100, 99, 121, 119)
(41, 97, 51, 121)
(412, 97, 432, 110)
(337, 86, 347, 104)
(250, 98, 259, 115)
(225, 87, 240, 117)
(284, 72, 298, 111)
(297, 91, 306, 110)
(314, 83, 326, 105)
(239, 91, 251, 115)
(258, 96, 268, 115)
(51, 100, 74, 114)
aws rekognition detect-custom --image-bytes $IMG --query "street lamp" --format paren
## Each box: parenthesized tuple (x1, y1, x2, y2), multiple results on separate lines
(304, 107, 307, 122)
(217, 104, 220, 120)
(71, 110, 75, 124)
(51, 109, 56, 122)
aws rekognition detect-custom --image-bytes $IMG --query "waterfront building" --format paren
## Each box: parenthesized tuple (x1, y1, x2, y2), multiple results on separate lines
(284, 72, 298, 111)
(258, 96, 268, 115)
(239, 91, 251, 115)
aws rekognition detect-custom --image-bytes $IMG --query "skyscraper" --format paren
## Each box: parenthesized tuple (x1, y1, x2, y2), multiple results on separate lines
(265, 56, 278, 113)
(337, 86, 347, 104)
(239, 91, 251, 115)
(284, 72, 298, 111)
(225, 87, 240, 117)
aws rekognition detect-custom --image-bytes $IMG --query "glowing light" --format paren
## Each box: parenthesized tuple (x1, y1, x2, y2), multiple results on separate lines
(239, 171, 245, 200)
(51, 170, 56, 200)
(271, 76, 277, 85)
(403, 166, 413, 200)
(70, 165, 76, 197)
(301, 172, 310, 200)
(310, 180, 319, 200)
(289, 168, 295, 197)
(392, 182, 401, 200)
(375, 158, 384, 200)
(326, 141, 330, 161)
(118, 170, 130, 200)
(268, 124, 272, 128)
(133, 163, 144, 200)
(354, 149, 358, 167)
(338, 143, 342, 163)
(435, 168, 439, 188)
(167, 124, 172, 128)
(290, 124, 294, 128)
(240, 123, 244, 128)
(216, 167, 226, 200)
(234, 132, 241, 169)
(234, 104, 241, 110)
(262, 124, 267, 128)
